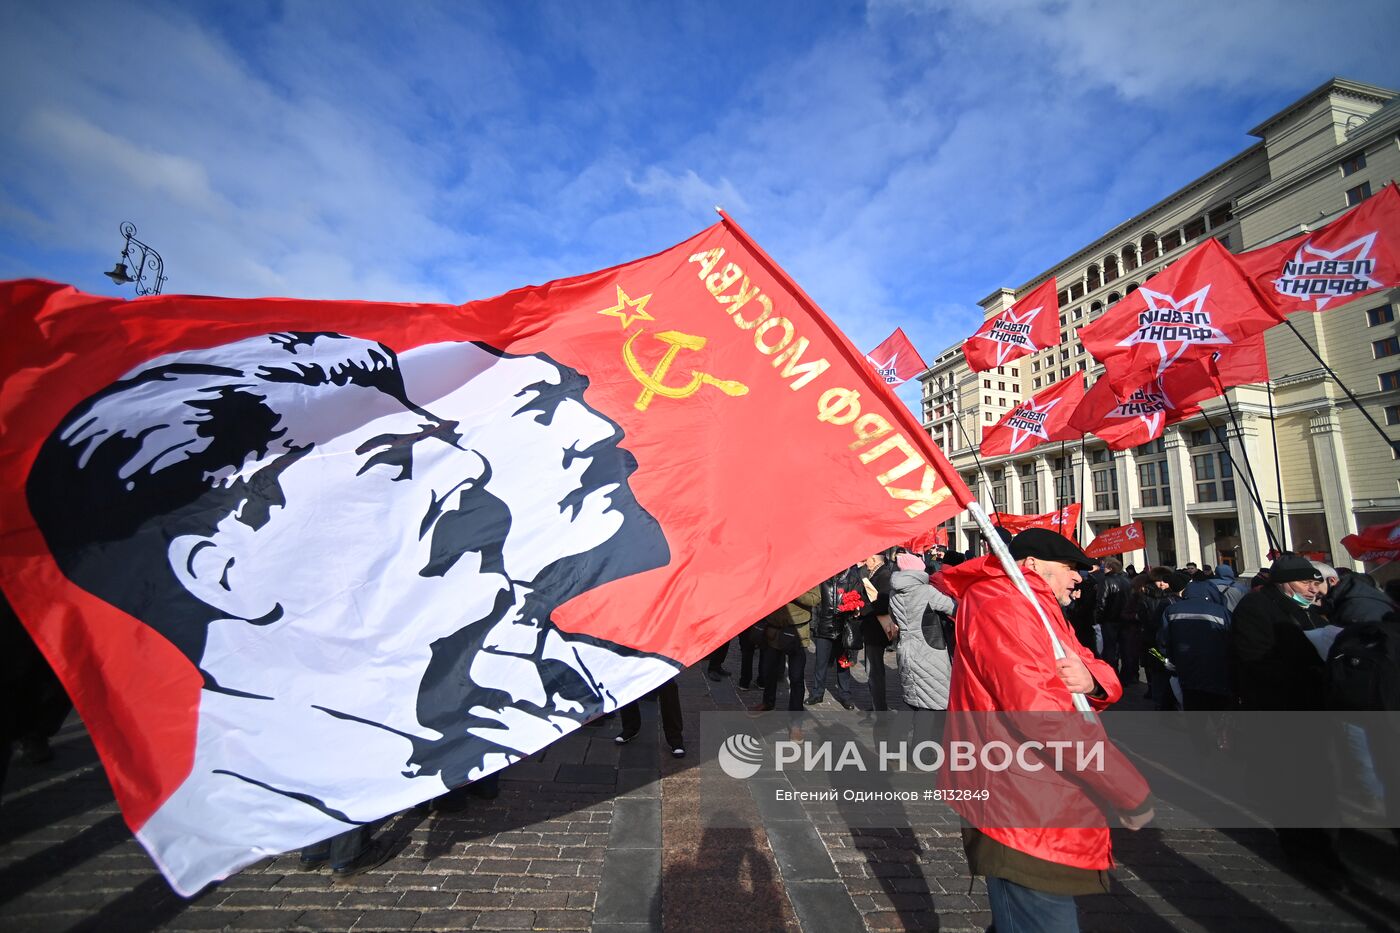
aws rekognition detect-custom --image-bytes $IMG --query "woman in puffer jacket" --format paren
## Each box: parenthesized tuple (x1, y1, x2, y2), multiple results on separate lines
(890, 552, 957, 711)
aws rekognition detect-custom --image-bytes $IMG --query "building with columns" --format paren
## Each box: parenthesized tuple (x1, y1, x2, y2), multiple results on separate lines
(921, 77, 1400, 577)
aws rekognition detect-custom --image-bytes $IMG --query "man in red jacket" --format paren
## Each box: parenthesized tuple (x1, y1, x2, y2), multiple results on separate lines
(938, 529, 1153, 933)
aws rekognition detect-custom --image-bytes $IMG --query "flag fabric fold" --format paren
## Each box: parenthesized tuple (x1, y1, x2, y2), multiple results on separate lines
(0, 218, 969, 895)
(1079, 238, 1281, 397)
(990, 505, 1081, 542)
(865, 326, 929, 387)
(979, 374, 1086, 457)
(1341, 516, 1400, 565)
(962, 277, 1061, 373)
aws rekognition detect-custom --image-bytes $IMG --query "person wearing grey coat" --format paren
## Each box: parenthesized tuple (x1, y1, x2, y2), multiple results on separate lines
(890, 565, 957, 710)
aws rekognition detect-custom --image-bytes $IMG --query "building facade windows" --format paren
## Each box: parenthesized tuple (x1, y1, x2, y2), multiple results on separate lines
(1368, 305, 1395, 326)
(1374, 337, 1400, 359)
(1341, 152, 1366, 176)
(1381, 370, 1400, 391)
(1092, 468, 1119, 511)
(1347, 181, 1372, 206)
(1193, 452, 1235, 502)
(1138, 459, 1170, 507)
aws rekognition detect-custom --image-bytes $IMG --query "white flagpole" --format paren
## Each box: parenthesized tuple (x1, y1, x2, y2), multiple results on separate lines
(967, 501, 1093, 714)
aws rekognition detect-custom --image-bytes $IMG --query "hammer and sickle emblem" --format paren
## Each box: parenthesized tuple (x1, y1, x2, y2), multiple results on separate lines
(622, 329, 749, 411)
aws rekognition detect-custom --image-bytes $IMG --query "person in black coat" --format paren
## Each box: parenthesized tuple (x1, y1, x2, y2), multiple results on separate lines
(807, 566, 860, 709)
(1229, 554, 1346, 890)
(858, 549, 897, 712)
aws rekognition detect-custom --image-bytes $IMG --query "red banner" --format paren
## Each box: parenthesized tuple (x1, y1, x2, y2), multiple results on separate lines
(1239, 183, 1400, 314)
(865, 326, 929, 388)
(962, 277, 1061, 373)
(1341, 516, 1400, 565)
(0, 219, 970, 893)
(1085, 521, 1145, 558)
(990, 504, 1081, 542)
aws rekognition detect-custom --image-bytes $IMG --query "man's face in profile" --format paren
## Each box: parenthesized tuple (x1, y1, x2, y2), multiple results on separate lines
(177, 350, 633, 679)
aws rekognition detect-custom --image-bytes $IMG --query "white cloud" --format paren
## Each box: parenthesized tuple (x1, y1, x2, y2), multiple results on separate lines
(628, 167, 751, 217)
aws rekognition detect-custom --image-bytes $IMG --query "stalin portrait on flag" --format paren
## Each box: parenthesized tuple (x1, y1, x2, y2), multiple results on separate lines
(0, 218, 970, 896)
(24, 333, 681, 889)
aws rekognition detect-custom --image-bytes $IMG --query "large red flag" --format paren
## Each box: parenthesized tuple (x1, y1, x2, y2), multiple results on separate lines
(962, 277, 1061, 372)
(0, 219, 970, 894)
(1341, 516, 1400, 565)
(865, 326, 929, 387)
(1239, 183, 1400, 313)
(991, 504, 1081, 541)
(979, 374, 1085, 457)
(1079, 238, 1281, 397)
(1085, 521, 1145, 558)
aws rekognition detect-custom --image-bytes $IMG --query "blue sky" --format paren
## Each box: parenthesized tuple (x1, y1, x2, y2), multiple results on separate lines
(3, 0, 1397, 408)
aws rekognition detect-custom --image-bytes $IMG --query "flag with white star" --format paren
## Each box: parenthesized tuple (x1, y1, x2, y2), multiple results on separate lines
(864, 326, 928, 387)
(1238, 183, 1399, 314)
(962, 276, 1061, 373)
(979, 373, 1085, 457)
(1080, 238, 1281, 397)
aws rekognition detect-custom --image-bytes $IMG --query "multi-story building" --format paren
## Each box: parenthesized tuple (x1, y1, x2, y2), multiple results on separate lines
(921, 77, 1400, 577)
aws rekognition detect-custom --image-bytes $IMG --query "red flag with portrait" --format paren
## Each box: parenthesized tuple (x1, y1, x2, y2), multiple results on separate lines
(963, 277, 1061, 373)
(979, 374, 1085, 457)
(0, 218, 970, 895)
(1079, 238, 1281, 397)
(1238, 183, 1400, 314)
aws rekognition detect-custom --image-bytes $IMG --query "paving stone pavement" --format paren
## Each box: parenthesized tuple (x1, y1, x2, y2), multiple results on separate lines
(2, 643, 1398, 932)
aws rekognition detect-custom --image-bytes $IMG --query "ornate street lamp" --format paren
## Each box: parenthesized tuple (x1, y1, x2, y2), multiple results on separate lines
(104, 221, 167, 296)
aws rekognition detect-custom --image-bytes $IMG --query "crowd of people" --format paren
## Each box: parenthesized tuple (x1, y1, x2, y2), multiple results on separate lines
(701, 533, 1399, 929)
(6, 533, 1399, 926)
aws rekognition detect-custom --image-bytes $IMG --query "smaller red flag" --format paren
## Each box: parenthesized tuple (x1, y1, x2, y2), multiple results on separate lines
(1239, 183, 1400, 314)
(1207, 331, 1271, 387)
(1080, 238, 1281, 397)
(905, 527, 949, 553)
(962, 277, 1061, 373)
(979, 374, 1085, 457)
(1085, 521, 1145, 558)
(991, 504, 1081, 542)
(1341, 516, 1400, 565)
(1068, 366, 1210, 451)
(865, 327, 929, 388)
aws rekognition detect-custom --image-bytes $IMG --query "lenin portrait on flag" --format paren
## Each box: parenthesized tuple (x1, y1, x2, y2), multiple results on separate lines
(25, 331, 677, 880)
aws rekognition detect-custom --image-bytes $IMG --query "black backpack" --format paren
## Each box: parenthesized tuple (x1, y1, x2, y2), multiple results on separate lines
(1326, 618, 1400, 711)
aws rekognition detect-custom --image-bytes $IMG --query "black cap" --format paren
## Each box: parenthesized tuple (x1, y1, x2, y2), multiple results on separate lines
(1008, 528, 1095, 570)
(1269, 554, 1323, 583)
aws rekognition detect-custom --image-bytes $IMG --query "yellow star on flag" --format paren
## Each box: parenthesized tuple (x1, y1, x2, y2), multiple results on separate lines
(597, 285, 655, 329)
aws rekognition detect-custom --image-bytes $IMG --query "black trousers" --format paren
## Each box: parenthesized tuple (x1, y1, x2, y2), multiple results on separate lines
(619, 681, 683, 748)
(738, 640, 762, 687)
(762, 644, 807, 711)
(860, 617, 891, 711)
(705, 641, 729, 671)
